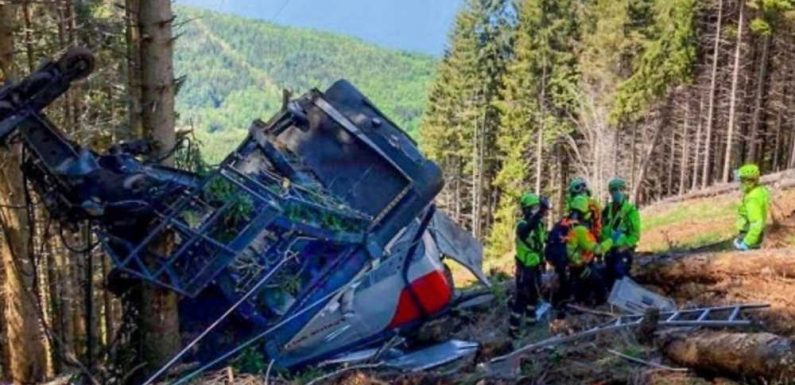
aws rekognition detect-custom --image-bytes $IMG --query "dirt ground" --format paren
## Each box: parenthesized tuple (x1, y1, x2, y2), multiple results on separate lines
(640, 188, 795, 253)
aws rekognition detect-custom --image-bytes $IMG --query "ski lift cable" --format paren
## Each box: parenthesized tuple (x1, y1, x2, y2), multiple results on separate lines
(271, 0, 293, 21)
(169, 280, 355, 385)
(142, 254, 294, 385)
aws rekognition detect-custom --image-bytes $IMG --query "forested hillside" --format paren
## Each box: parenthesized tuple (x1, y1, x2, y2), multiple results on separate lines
(422, 0, 795, 259)
(4, 0, 795, 383)
(174, 6, 436, 160)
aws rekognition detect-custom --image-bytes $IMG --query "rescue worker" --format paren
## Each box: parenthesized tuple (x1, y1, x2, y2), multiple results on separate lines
(600, 178, 641, 289)
(565, 195, 612, 306)
(509, 192, 550, 337)
(734, 164, 770, 251)
(565, 177, 602, 239)
(546, 211, 574, 317)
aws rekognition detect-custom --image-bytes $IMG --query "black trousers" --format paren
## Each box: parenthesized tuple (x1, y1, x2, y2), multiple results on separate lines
(604, 248, 634, 290)
(550, 262, 569, 311)
(569, 263, 607, 307)
(510, 261, 540, 333)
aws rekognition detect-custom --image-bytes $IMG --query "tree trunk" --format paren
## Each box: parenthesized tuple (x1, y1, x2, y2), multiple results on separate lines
(691, 92, 704, 191)
(0, 4, 47, 383)
(534, 124, 543, 195)
(0, 3, 12, 376)
(790, 122, 795, 169)
(702, 0, 723, 188)
(721, 0, 743, 182)
(82, 229, 95, 370)
(747, 32, 770, 163)
(0, 3, 14, 81)
(629, 123, 637, 188)
(678, 98, 690, 195)
(557, 142, 569, 219)
(666, 126, 676, 195)
(631, 99, 671, 203)
(660, 330, 795, 379)
(535, 66, 547, 196)
(471, 115, 478, 237)
(125, 0, 143, 141)
(21, 0, 35, 73)
(136, 0, 181, 374)
(471, 105, 483, 238)
(772, 109, 782, 170)
(612, 122, 620, 178)
(101, 255, 115, 347)
(453, 155, 464, 220)
(633, 249, 795, 286)
(46, 235, 63, 374)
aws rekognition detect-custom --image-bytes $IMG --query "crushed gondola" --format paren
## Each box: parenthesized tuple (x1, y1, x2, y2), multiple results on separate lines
(0, 48, 490, 382)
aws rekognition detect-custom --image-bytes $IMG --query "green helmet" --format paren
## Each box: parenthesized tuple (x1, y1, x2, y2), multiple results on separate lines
(737, 164, 760, 180)
(608, 178, 627, 192)
(568, 177, 589, 196)
(520, 192, 540, 208)
(569, 195, 590, 215)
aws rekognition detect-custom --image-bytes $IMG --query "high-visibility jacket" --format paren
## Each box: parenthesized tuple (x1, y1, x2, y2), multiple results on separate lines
(516, 218, 546, 267)
(565, 195, 602, 239)
(565, 219, 612, 267)
(601, 200, 641, 250)
(737, 185, 770, 247)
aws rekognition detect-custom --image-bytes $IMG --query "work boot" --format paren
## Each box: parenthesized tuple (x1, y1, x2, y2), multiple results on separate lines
(508, 311, 521, 338)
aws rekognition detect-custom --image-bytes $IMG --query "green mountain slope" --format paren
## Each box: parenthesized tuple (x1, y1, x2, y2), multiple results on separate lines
(175, 6, 436, 161)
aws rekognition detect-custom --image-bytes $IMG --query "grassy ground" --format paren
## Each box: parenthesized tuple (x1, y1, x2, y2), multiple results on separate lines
(639, 188, 795, 253)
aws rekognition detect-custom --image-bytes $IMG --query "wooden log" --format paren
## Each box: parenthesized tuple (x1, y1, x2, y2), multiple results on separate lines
(633, 248, 795, 289)
(660, 330, 795, 379)
(651, 169, 795, 206)
(636, 308, 660, 345)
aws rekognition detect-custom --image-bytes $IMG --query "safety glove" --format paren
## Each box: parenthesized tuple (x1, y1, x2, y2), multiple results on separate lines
(733, 238, 749, 251)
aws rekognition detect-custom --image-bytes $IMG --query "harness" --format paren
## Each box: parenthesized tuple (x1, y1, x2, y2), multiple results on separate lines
(516, 219, 545, 267)
(604, 201, 631, 233)
(563, 218, 596, 266)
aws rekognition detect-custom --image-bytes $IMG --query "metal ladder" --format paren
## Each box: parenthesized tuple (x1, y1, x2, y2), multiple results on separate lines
(489, 303, 770, 364)
(613, 303, 770, 327)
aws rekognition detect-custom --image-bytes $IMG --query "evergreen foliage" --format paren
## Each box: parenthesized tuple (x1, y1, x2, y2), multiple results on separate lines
(486, 0, 581, 259)
(611, 0, 698, 122)
(175, 6, 436, 161)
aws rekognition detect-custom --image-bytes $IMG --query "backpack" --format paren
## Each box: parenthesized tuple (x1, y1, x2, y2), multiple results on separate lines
(545, 219, 573, 269)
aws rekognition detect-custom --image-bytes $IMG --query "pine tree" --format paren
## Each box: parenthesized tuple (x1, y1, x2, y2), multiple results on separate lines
(421, 0, 510, 237)
(421, 7, 478, 224)
(487, 0, 580, 259)
(131, 0, 182, 376)
(0, 3, 47, 383)
(612, 0, 698, 201)
(574, 0, 636, 198)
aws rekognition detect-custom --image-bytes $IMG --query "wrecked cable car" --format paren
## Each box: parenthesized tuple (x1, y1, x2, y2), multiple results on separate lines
(0, 48, 489, 381)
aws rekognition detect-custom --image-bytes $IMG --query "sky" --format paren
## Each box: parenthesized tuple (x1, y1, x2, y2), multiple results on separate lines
(175, 0, 464, 56)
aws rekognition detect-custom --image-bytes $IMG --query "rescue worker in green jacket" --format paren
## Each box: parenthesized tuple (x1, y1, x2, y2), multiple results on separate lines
(509, 193, 550, 337)
(600, 178, 641, 289)
(565, 195, 612, 306)
(565, 177, 602, 238)
(734, 164, 770, 251)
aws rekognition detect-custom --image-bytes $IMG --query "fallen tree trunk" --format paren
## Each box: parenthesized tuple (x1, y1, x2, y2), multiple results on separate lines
(634, 248, 795, 288)
(660, 331, 795, 379)
(652, 169, 795, 205)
